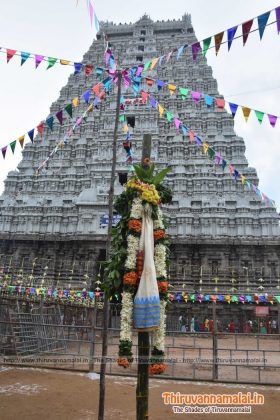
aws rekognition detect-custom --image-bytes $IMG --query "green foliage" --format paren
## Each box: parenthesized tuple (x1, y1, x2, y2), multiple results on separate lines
(119, 339, 133, 357)
(132, 163, 171, 186)
(157, 184, 173, 204)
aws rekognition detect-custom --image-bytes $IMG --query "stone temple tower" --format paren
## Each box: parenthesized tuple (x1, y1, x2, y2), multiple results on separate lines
(0, 15, 279, 292)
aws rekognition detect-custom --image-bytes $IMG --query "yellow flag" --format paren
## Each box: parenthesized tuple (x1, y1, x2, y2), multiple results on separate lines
(241, 175, 245, 185)
(150, 57, 159, 69)
(72, 97, 79, 107)
(168, 84, 177, 95)
(18, 135, 25, 149)
(60, 59, 70, 65)
(242, 107, 251, 122)
(158, 104, 164, 117)
(123, 124, 129, 133)
(203, 142, 209, 155)
(87, 104, 93, 113)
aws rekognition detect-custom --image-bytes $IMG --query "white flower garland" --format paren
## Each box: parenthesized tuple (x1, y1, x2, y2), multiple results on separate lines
(153, 300, 167, 352)
(125, 235, 140, 270)
(130, 197, 143, 219)
(120, 291, 134, 342)
(154, 243, 167, 278)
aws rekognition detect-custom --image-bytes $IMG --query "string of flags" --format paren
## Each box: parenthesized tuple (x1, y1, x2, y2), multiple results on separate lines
(0, 46, 106, 77)
(0, 76, 113, 161)
(126, 6, 280, 72)
(139, 76, 279, 129)
(86, 0, 100, 33)
(1, 282, 280, 305)
(141, 90, 276, 208)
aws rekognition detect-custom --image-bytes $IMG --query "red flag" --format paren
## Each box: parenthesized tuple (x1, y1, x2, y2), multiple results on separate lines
(242, 19, 253, 46)
(216, 98, 225, 111)
(85, 64, 93, 77)
(188, 130, 194, 143)
(92, 84, 100, 95)
(145, 78, 154, 87)
(37, 122, 44, 137)
(7, 49, 17, 63)
(141, 91, 148, 104)
(99, 90, 105, 100)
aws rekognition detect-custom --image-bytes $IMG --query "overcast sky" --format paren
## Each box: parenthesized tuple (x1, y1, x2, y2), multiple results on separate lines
(0, 0, 279, 208)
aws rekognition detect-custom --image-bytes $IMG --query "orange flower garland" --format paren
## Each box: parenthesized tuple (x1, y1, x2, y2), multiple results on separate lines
(157, 281, 168, 293)
(128, 219, 142, 233)
(117, 358, 130, 368)
(149, 363, 167, 375)
(154, 229, 165, 241)
(123, 271, 138, 286)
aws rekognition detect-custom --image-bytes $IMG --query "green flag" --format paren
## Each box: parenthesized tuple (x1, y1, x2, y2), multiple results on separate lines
(47, 57, 57, 69)
(119, 114, 125, 122)
(166, 111, 173, 122)
(179, 87, 189, 100)
(208, 147, 215, 158)
(65, 103, 73, 118)
(255, 110, 264, 124)
(10, 140, 16, 154)
(143, 60, 151, 73)
(274, 296, 280, 303)
(202, 37, 211, 56)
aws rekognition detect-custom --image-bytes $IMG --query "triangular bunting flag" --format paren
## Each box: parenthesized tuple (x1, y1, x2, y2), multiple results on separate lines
(255, 110, 264, 124)
(195, 136, 202, 148)
(222, 159, 227, 170)
(191, 42, 201, 61)
(241, 175, 245, 185)
(10, 140, 16, 154)
(227, 26, 238, 50)
(18, 135, 25, 148)
(94, 96, 99, 108)
(242, 19, 253, 46)
(268, 114, 277, 128)
(60, 59, 70, 65)
(202, 37, 211, 56)
(168, 84, 177, 95)
(96, 67, 103, 77)
(72, 97, 79, 107)
(246, 180, 251, 190)
(85, 64, 93, 77)
(276, 7, 280, 34)
(56, 110, 63, 125)
(83, 90, 90, 104)
(119, 114, 125, 122)
(181, 124, 188, 135)
(242, 107, 251, 122)
(92, 84, 100, 95)
(20, 51, 30, 65)
(1, 146, 7, 159)
(188, 130, 194, 142)
(87, 103, 93, 113)
(47, 57, 57, 69)
(145, 78, 154, 87)
(203, 142, 209, 155)
(65, 103, 73, 118)
(179, 87, 189, 100)
(191, 91, 201, 103)
(158, 104, 164, 117)
(35, 54, 44, 68)
(176, 45, 185, 60)
(229, 102, 238, 118)
(150, 57, 159, 69)
(74, 62, 83, 74)
(6, 49, 17, 63)
(258, 11, 270, 40)
(216, 98, 225, 111)
(28, 129, 35, 143)
(46, 116, 54, 130)
(143, 60, 151, 73)
(156, 80, 165, 91)
(208, 147, 215, 159)
(149, 96, 157, 108)
(141, 91, 148, 104)
(166, 111, 173, 122)
(229, 164, 234, 176)
(214, 32, 224, 55)
(37, 122, 44, 137)
(174, 117, 181, 130)
(204, 95, 213, 107)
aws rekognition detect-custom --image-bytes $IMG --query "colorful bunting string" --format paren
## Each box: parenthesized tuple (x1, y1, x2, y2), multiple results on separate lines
(130, 6, 280, 72)
(142, 90, 276, 208)
(137, 75, 280, 129)
(0, 77, 110, 162)
(0, 46, 106, 77)
(1, 283, 279, 306)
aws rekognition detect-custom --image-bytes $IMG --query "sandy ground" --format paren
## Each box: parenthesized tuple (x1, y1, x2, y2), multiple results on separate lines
(0, 367, 280, 420)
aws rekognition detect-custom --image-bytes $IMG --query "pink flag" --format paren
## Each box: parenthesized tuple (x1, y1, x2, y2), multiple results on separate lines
(6, 49, 16, 63)
(268, 114, 277, 128)
(174, 118, 181, 130)
(188, 130, 194, 143)
(216, 98, 225, 111)
(191, 91, 201, 103)
(35, 54, 44, 68)
(88, 0, 94, 26)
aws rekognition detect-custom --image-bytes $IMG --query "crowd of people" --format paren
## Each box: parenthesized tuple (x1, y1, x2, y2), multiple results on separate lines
(178, 315, 278, 334)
